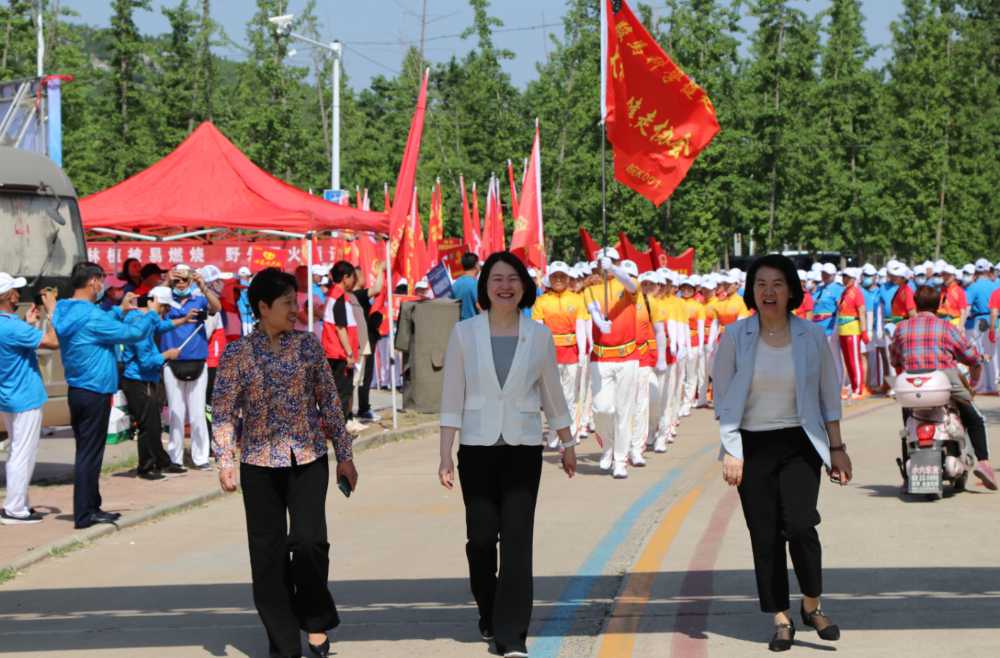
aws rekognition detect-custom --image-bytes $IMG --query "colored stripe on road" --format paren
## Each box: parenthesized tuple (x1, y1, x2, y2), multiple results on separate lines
(597, 464, 721, 658)
(670, 488, 740, 658)
(530, 445, 713, 658)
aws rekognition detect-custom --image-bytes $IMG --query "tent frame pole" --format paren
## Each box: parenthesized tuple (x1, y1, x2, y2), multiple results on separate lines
(386, 236, 398, 429)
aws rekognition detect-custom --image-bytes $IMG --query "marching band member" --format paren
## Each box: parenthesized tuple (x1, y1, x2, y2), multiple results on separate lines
(679, 277, 707, 419)
(630, 272, 668, 465)
(583, 249, 640, 479)
(532, 262, 589, 448)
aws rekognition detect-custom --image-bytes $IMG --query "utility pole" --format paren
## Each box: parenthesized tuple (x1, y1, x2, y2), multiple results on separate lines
(30, 0, 44, 77)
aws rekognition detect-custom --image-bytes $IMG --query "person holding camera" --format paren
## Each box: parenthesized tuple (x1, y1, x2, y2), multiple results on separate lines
(53, 263, 162, 529)
(0, 275, 58, 525)
(121, 287, 198, 481)
(161, 264, 221, 471)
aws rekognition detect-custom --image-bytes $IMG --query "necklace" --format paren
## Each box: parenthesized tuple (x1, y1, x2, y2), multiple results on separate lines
(766, 324, 788, 337)
(490, 315, 519, 334)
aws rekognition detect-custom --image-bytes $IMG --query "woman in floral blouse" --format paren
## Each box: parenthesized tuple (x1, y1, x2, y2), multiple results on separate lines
(212, 267, 357, 658)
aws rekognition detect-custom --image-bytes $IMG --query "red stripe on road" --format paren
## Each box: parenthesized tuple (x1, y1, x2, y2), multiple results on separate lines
(669, 489, 741, 658)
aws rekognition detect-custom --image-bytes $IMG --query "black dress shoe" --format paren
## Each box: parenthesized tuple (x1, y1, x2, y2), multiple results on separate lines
(138, 471, 167, 481)
(800, 602, 840, 641)
(76, 511, 119, 528)
(308, 637, 330, 657)
(768, 621, 795, 652)
(478, 618, 493, 640)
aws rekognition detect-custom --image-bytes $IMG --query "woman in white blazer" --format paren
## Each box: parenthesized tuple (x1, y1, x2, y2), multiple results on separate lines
(439, 252, 577, 658)
(712, 254, 853, 653)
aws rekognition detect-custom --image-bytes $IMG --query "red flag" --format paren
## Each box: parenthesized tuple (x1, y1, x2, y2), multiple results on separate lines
(389, 69, 429, 273)
(427, 184, 443, 267)
(617, 232, 653, 272)
(472, 182, 484, 259)
(579, 228, 602, 262)
(667, 247, 695, 275)
(648, 237, 669, 270)
(483, 177, 505, 256)
(461, 176, 483, 258)
(508, 159, 520, 221)
(249, 246, 289, 272)
(601, 0, 720, 206)
(509, 121, 546, 271)
(493, 178, 506, 252)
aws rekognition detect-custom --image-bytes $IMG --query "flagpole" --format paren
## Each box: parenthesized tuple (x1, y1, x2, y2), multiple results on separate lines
(601, 122, 609, 314)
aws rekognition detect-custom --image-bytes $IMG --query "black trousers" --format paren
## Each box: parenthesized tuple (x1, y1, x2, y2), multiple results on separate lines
(327, 358, 355, 419)
(457, 444, 543, 654)
(901, 398, 990, 462)
(121, 377, 172, 475)
(241, 454, 339, 658)
(68, 386, 113, 528)
(737, 427, 824, 613)
(356, 352, 376, 415)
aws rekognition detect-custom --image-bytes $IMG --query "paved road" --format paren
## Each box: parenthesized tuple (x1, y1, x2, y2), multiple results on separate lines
(1, 396, 998, 657)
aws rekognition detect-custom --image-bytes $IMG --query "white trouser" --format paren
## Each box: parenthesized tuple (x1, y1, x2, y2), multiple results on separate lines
(647, 367, 665, 444)
(965, 329, 996, 393)
(681, 351, 702, 415)
(164, 365, 210, 466)
(549, 361, 582, 447)
(591, 359, 639, 466)
(672, 355, 688, 426)
(654, 361, 679, 442)
(581, 356, 594, 427)
(376, 336, 403, 388)
(2, 407, 42, 518)
(630, 366, 652, 456)
(696, 347, 713, 405)
(826, 333, 844, 389)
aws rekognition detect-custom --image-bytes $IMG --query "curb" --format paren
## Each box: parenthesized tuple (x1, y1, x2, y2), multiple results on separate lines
(0, 417, 440, 578)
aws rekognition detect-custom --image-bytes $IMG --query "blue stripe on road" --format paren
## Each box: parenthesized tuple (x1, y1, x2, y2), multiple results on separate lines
(530, 445, 714, 657)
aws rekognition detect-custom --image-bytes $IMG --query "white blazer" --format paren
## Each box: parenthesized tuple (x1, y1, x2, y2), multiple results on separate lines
(712, 313, 843, 468)
(440, 312, 572, 445)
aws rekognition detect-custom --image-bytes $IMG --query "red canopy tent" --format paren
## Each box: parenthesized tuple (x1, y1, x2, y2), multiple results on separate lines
(80, 122, 388, 238)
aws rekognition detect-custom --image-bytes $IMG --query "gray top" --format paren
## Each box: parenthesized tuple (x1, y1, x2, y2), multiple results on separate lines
(491, 336, 519, 446)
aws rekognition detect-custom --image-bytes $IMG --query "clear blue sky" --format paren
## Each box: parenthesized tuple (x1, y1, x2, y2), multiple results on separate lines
(62, 0, 905, 89)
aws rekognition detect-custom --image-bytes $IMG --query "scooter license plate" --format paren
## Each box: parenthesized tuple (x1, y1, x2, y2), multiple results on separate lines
(908, 449, 944, 495)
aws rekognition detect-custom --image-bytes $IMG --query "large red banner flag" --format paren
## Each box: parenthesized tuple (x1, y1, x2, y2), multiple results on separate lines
(508, 159, 520, 221)
(389, 69, 429, 272)
(617, 232, 653, 272)
(509, 120, 546, 271)
(648, 237, 669, 270)
(427, 183, 443, 267)
(600, 0, 720, 206)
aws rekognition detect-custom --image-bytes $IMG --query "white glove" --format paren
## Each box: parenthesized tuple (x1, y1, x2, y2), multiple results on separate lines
(600, 256, 612, 271)
(656, 357, 668, 374)
(698, 344, 705, 357)
(578, 351, 588, 365)
(593, 316, 612, 334)
(669, 341, 678, 357)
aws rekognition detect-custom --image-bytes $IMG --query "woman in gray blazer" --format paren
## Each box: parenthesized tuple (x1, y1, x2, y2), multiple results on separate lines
(712, 254, 853, 652)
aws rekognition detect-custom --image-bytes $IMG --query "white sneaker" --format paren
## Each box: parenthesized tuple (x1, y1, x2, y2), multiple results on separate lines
(654, 439, 667, 453)
(681, 410, 691, 417)
(599, 451, 614, 470)
(588, 422, 596, 433)
(613, 463, 628, 478)
(630, 451, 646, 467)
(578, 431, 589, 440)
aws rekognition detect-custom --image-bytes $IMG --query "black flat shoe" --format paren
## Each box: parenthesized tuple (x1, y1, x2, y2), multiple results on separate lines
(478, 618, 493, 640)
(768, 621, 795, 652)
(800, 602, 840, 641)
(308, 637, 330, 657)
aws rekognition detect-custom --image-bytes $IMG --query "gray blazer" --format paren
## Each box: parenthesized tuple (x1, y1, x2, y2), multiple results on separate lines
(712, 313, 843, 468)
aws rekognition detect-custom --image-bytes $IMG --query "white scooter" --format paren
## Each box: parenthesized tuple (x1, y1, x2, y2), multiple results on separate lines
(884, 319, 986, 501)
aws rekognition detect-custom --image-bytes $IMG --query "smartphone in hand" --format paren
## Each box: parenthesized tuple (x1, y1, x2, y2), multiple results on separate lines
(196, 309, 208, 322)
(136, 295, 150, 308)
(338, 474, 352, 498)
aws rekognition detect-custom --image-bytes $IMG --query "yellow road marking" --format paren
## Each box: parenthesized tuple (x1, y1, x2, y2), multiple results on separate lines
(598, 463, 722, 658)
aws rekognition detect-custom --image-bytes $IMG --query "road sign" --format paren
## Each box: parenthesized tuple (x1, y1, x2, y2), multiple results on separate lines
(324, 190, 350, 205)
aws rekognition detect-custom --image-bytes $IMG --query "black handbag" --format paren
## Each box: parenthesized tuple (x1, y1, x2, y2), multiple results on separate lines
(167, 359, 206, 382)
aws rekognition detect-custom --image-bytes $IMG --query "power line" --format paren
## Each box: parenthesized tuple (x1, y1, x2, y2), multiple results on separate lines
(343, 22, 556, 47)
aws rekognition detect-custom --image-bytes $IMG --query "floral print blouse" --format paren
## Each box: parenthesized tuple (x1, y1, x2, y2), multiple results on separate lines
(211, 329, 352, 469)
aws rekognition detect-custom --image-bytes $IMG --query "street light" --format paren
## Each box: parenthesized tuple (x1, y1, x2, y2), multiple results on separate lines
(268, 13, 341, 192)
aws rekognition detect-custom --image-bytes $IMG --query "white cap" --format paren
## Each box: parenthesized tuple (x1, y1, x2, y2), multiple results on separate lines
(103, 276, 127, 289)
(921, 260, 934, 272)
(150, 286, 182, 309)
(886, 259, 901, 270)
(237, 266, 252, 277)
(527, 267, 538, 278)
(679, 276, 695, 287)
(934, 259, 947, 268)
(199, 264, 224, 283)
(810, 262, 823, 272)
(655, 271, 667, 285)
(975, 258, 992, 272)
(0, 273, 27, 295)
(596, 247, 620, 260)
(589, 260, 598, 270)
(834, 274, 844, 285)
(311, 265, 328, 277)
(962, 263, 976, 275)
(887, 263, 903, 277)
(723, 274, 740, 285)
(657, 267, 670, 276)
(943, 264, 957, 276)
(821, 262, 837, 275)
(797, 269, 807, 281)
(321, 276, 329, 285)
(668, 272, 682, 285)
(541, 275, 550, 288)
(621, 260, 639, 277)
(415, 278, 429, 289)
(862, 263, 877, 276)
(808, 271, 822, 282)
(173, 264, 190, 272)
(689, 274, 702, 287)
(548, 261, 573, 277)
(841, 268, 858, 280)
(397, 278, 408, 287)
(638, 271, 658, 284)
(932, 262, 947, 274)
(728, 268, 741, 278)
(878, 267, 887, 277)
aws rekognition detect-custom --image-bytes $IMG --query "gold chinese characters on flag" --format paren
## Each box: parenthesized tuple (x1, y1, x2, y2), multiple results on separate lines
(602, 0, 721, 206)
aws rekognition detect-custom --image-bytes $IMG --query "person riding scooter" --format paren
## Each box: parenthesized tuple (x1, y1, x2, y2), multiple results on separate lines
(888, 285, 997, 491)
